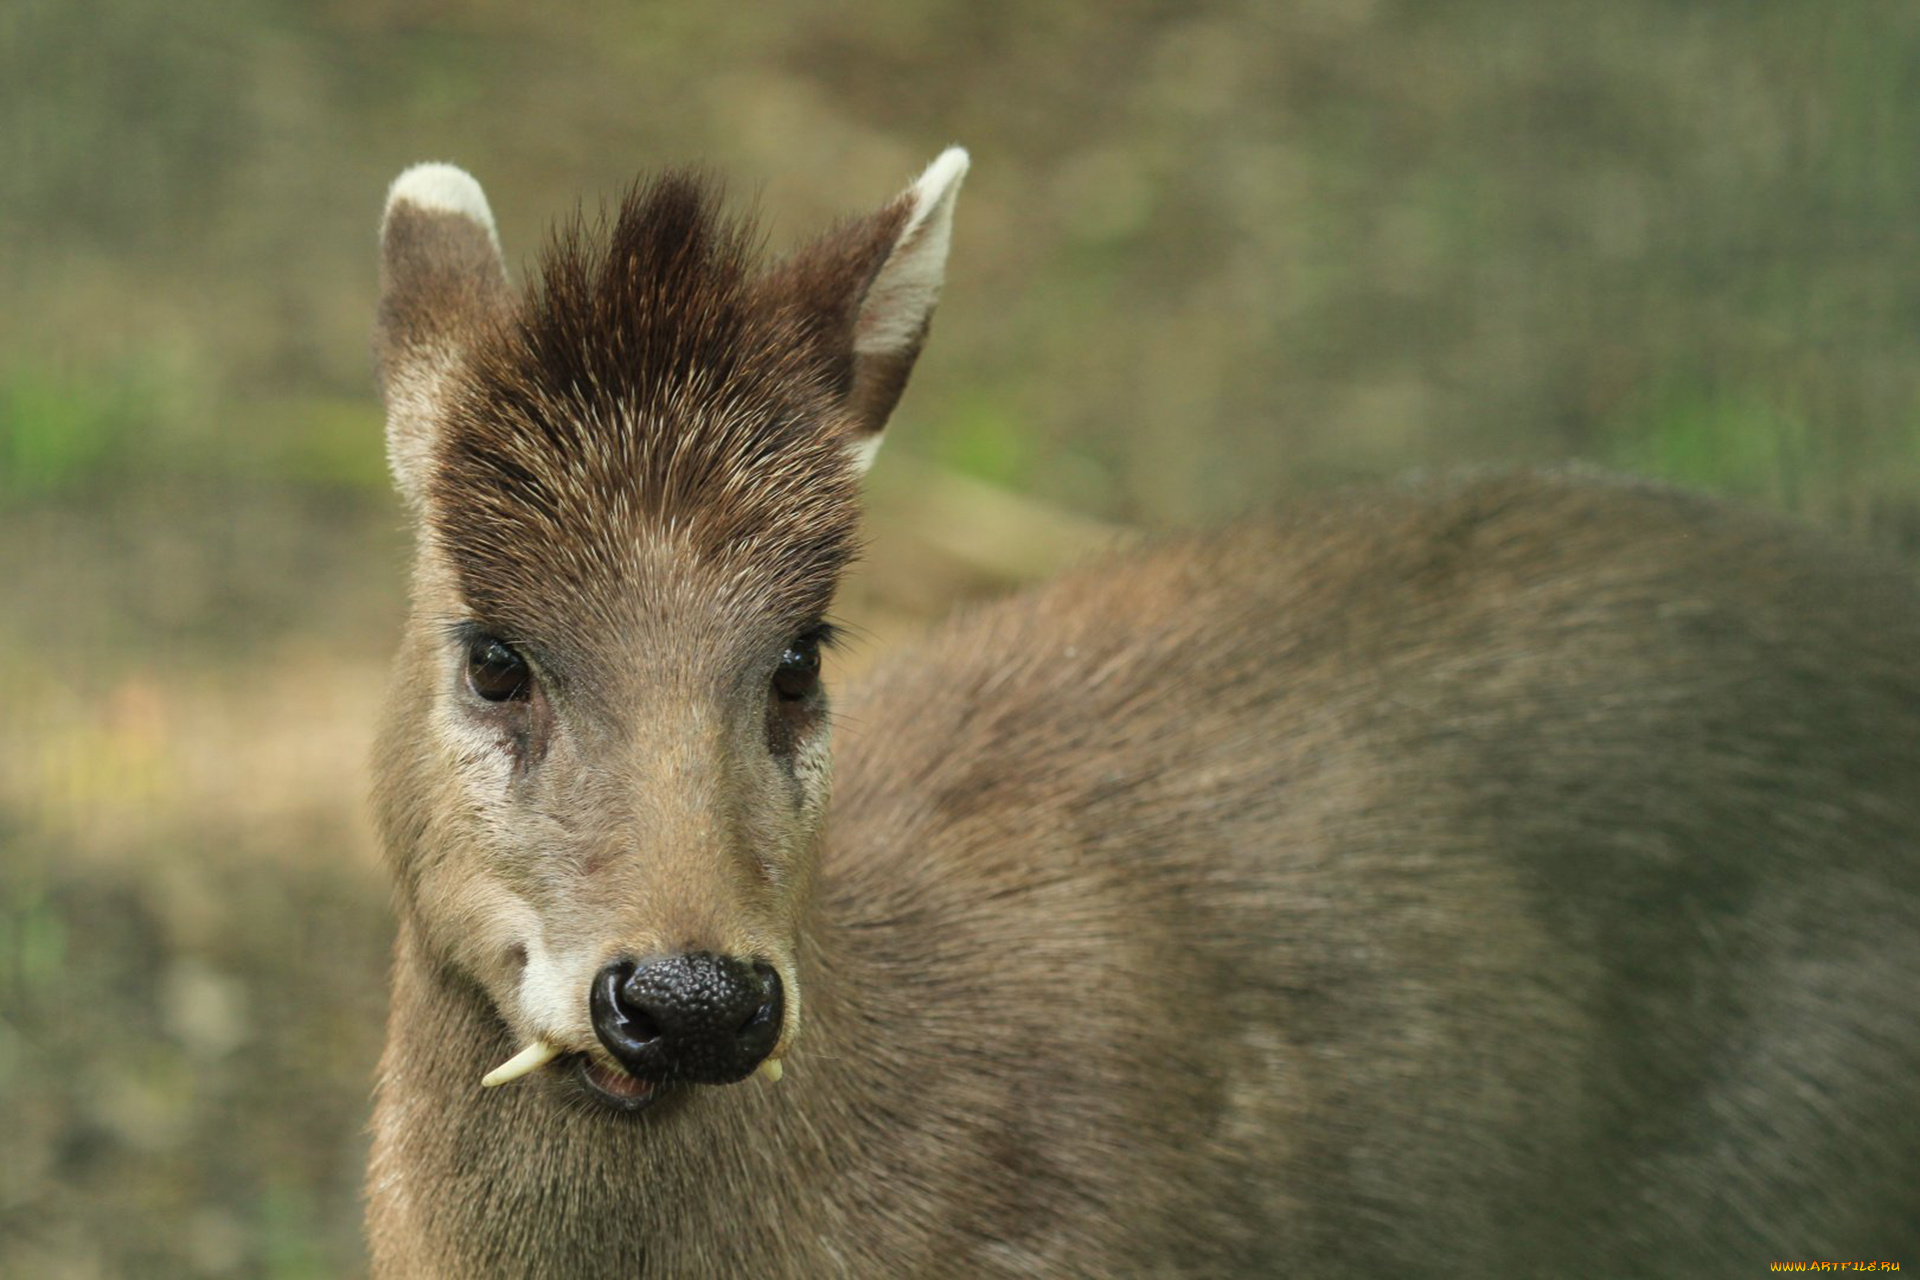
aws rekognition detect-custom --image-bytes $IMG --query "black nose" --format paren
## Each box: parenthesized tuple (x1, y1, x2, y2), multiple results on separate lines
(589, 953, 782, 1084)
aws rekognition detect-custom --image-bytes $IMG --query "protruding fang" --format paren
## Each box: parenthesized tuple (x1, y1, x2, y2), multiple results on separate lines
(481, 1039, 560, 1087)
(757, 1057, 785, 1085)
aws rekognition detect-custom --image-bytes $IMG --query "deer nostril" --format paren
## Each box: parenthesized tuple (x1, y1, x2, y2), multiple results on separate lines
(739, 963, 782, 1034)
(625, 1006, 664, 1042)
(592, 959, 661, 1044)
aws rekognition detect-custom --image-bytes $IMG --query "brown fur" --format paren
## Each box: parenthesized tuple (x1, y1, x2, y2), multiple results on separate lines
(438, 175, 875, 639)
(366, 160, 1920, 1277)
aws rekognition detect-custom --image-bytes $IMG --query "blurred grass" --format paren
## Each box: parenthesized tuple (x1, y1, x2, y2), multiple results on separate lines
(0, 356, 193, 503)
(5, 0, 1920, 1273)
(1605, 386, 1823, 508)
(0, 364, 132, 502)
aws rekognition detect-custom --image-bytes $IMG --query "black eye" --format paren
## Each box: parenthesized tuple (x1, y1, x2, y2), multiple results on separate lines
(467, 638, 531, 702)
(772, 633, 822, 703)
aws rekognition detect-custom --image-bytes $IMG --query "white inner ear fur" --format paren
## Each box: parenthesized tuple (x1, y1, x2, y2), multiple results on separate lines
(844, 432, 886, 475)
(384, 161, 502, 254)
(385, 345, 460, 510)
(853, 146, 969, 358)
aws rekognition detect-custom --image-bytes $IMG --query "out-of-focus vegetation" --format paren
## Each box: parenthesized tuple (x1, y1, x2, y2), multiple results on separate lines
(3, 0, 1919, 1273)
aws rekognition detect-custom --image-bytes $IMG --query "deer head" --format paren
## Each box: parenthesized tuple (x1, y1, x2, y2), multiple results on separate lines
(371, 149, 967, 1109)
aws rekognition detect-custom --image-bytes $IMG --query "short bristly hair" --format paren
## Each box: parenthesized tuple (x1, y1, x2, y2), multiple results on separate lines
(373, 152, 969, 648)
(437, 175, 866, 637)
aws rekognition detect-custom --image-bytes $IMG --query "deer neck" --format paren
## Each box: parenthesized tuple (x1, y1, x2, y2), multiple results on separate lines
(369, 881, 894, 1273)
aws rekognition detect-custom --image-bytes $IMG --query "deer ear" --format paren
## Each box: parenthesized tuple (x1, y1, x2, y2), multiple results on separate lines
(375, 163, 510, 509)
(769, 147, 969, 474)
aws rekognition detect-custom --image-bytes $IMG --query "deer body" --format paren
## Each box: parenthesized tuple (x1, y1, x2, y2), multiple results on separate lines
(366, 156, 1920, 1277)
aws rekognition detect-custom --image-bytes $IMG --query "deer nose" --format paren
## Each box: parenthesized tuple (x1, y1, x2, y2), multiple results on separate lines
(589, 953, 782, 1084)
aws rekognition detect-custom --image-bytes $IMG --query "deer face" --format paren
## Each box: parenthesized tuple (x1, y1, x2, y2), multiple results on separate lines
(371, 153, 966, 1109)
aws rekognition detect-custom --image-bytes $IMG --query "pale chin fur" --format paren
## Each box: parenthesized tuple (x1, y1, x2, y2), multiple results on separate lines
(480, 931, 596, 1087)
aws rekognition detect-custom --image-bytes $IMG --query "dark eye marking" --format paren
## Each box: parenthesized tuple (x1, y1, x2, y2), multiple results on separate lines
(765, 623, 836, 764)
(772, 624, 833, 703)
(467, 637, 532, 703)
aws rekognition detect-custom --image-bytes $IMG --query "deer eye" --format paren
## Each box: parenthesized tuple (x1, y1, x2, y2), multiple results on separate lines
(772, 633, 823, 703)
(467, 638, 531, 702)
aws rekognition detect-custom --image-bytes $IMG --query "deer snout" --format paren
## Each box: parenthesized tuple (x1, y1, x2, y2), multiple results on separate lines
(589, 953, 782, 1084)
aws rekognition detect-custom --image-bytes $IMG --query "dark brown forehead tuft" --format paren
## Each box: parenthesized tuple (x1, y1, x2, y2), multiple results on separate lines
(428, 172, 866, 637)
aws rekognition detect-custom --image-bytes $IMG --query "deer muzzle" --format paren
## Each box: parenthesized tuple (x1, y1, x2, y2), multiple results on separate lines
(589, 952, 784, 1085)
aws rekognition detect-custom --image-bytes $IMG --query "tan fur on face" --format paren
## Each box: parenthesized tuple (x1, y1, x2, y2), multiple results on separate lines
(369, 167, 946, 1076)
(379, 534, 818, 1063)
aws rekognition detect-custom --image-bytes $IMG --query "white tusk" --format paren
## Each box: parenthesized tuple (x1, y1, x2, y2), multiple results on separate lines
(481, 1039, 560, 1087)
(756, 1057, 784, 1085)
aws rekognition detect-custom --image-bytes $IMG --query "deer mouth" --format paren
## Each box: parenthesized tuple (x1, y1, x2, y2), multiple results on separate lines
(572, 1053, 669, 1113)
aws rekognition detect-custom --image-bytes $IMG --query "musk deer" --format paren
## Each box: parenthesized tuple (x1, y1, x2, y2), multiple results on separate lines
(365, 149, 1920, 1277)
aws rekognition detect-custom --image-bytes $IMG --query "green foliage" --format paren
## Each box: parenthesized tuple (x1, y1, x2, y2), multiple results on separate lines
(0, 360, 153, 501)
(930, 392, 1037, 489)
(256, 1180, 334, 1280)
(0, 871, 66, 1018)
(1606, 387, 1824, 506)
(265, 397, 391, 492)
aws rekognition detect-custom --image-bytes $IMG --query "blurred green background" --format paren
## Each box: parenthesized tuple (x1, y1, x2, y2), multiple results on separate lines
(4, 0, 1920, 1274)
